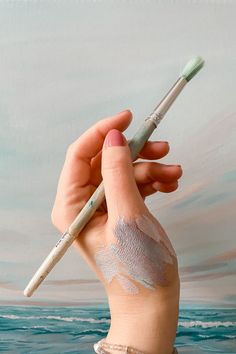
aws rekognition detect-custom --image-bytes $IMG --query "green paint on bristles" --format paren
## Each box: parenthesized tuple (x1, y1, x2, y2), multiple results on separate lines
(181, 56, 204, 82)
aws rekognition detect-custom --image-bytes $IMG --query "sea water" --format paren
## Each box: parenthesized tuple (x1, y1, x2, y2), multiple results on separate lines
(0, 305, 235, 353)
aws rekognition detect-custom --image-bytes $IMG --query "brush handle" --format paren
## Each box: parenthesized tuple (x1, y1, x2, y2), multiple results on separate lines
(23, 183, 106, 297)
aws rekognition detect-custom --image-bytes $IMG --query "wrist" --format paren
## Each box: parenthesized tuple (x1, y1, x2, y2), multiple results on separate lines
(106, 278, 180, 354)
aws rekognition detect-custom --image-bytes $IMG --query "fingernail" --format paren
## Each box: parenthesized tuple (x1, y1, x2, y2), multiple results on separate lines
(157, 141, 168, 144)
(104, 129, 126, 148)
(168, 164, 181, 167)
(117, 109, 132, 115)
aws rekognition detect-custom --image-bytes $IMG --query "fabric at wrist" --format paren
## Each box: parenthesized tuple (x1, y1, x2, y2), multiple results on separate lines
(93, 338, 178, 354)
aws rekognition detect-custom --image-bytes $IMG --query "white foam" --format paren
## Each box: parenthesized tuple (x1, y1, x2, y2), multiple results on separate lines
(178, 320, 236, 328)
(1, 314, 235, 329)
(0, 314, 110, 324)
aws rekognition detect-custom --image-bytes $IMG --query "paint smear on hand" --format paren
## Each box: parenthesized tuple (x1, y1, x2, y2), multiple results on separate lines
(94, 214, 176, 294)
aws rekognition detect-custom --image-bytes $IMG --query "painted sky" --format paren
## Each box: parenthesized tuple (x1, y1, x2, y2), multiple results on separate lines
(0, 1, 235, 307)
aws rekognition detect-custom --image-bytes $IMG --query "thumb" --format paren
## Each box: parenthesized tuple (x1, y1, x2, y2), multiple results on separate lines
(101, 129, 147, 220)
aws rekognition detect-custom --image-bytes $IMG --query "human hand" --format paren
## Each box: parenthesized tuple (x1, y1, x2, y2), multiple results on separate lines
(51, 110, 182, 353)
(51, 110, 182, 299)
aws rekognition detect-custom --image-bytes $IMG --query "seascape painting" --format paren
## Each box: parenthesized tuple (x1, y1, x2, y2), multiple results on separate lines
(0, 1, 236, 353)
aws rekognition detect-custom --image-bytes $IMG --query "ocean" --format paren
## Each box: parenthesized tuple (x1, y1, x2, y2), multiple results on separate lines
(0, 305, 235, 354)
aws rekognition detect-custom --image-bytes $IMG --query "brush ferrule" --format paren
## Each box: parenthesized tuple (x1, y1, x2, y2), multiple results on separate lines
(145, 112, 163, 127)
(147, 76, 187, 127)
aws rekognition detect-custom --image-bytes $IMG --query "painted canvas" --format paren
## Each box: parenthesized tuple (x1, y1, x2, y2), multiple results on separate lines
(0, 1, 235, 353)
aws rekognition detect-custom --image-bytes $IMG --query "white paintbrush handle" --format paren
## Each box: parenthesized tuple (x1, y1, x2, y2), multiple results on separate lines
(24, 182, 105, 297)
(24, 57, 204, 298)
(24, 72, 196, 297)
(24, 231, 73, 297)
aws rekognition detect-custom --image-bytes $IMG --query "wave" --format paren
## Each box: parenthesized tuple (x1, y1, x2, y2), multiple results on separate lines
(1, 315, 236, 329)
(0, 314, 110, 324)
(178, 320, 236, 328)
(79, 329, 108, 335)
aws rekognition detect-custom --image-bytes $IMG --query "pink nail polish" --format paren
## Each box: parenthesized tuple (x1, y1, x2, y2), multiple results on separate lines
(104, 129, 126, 148)
(117, 109, 130, 115)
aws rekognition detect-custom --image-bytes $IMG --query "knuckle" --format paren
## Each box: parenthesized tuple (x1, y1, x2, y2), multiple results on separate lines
(161, 182, 178, 193)
(66, 141, 81, 158)
(168, 187, 177, 193)
(102, 157, 128, 171)
(50, 210, 57, 226)
(169, 183, 178, 192)
(50, 214, 55, 225)
(163, 143, 170, 154)
(66, 143, 76, 156)
(179, 167, 183, 177)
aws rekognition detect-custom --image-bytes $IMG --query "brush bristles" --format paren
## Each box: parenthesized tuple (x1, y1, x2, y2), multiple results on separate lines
(181, 56, 204, 82)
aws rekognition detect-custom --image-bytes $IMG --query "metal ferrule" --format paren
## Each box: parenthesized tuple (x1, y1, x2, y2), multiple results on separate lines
(146, 76, 187, 127)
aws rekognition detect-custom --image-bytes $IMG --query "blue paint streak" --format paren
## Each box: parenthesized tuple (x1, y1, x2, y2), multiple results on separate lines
(223, 169, 236, 183)
(172, 193, 203, 210)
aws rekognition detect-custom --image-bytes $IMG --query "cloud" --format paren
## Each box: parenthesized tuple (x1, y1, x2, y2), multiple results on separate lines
(149, 180, 210, 211)
(223, 294, 236, 304)
(44, 278, 100, 286)
(180, 262, 228, 274)
(205, 248, 236, 264)
(202, 192, 232, 207)
(0, 281, 15, 290)
(181, 269, 236, 283)
(222, 169, 236, 183)
(172, 193, 203, 210)
(0, 299, 106, 307)
(179, 247, 236, 283)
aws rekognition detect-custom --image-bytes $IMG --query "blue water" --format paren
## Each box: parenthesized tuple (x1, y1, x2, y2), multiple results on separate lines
(0, 305, 236, 353)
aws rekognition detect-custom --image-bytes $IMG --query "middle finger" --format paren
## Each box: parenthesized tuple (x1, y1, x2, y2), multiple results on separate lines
(133, 161, 183, 185)
(90, 141, 170, 186)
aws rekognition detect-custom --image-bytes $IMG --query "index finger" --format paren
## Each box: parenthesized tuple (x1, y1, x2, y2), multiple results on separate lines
(69, 110, 133, 162)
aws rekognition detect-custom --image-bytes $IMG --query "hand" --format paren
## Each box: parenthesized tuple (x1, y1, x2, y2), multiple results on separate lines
(51, 109, 182, 293)
(51, 110, 182, 353)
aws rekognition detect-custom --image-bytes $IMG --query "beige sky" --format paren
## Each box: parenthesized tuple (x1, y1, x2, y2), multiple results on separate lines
(0, 1, 235, 307)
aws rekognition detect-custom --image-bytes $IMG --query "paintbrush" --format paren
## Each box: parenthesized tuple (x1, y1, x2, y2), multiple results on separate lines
(24, 56, 204, 297)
